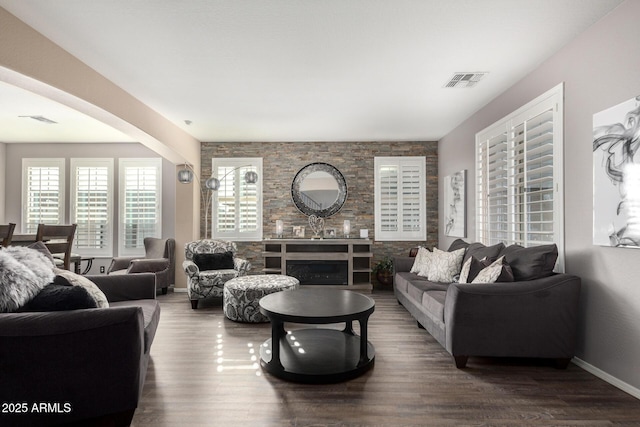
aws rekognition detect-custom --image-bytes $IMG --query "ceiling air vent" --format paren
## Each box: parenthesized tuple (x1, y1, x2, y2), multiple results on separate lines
(18, 115, 58, 124)
(444, 72, 487, 88)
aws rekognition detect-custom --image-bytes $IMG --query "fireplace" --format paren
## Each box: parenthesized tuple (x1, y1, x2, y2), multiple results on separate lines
(286, 260, 349, 285)
(262, 239, 373, 291)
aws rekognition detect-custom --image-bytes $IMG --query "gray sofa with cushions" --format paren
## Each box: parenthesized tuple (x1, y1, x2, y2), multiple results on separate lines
(0, 273, 160, 427)
(393, 239, 581, 369)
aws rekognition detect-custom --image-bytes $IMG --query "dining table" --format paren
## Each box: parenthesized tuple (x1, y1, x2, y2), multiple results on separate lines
(10, 234, 94, 274)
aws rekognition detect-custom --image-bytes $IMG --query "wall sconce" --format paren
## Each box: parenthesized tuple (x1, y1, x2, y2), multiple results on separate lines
(343, 220, 351, 238)
(177, 163, 259, 238)
(275, 220, 284, 238)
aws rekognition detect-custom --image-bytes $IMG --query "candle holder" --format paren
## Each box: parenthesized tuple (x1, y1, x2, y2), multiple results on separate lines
(343, 220, 351, 238)
(275, 220, 283, 238)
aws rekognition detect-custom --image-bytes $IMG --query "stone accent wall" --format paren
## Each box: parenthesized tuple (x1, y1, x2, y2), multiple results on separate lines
(200, 141, 438, 288)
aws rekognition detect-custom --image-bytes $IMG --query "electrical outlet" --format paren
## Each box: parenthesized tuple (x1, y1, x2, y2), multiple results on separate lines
(100, 266, 105, 274)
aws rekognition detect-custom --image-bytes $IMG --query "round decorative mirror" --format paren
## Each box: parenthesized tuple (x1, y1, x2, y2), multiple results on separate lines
(291, 162, 347, 217)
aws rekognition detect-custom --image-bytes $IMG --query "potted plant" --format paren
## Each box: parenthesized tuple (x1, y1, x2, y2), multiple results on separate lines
(372, 256, 394, 286)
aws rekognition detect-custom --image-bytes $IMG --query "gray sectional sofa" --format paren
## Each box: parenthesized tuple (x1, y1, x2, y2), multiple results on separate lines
(0, 272, 160, 426)
(393, 239, 581, 369)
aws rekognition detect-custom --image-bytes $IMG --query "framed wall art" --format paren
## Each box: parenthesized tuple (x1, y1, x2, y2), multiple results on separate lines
(444, 169, 466, 238)
(593, 95, 640, 247)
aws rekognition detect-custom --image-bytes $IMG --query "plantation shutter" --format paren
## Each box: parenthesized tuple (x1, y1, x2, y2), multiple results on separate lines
(71, 159, 113, 256)
(22, 159, 65, 234)
(511, 106, 555, 246)
(476, 83, 564, 270)
(379, 165, 399, 233)
(238, 166, 259, 232)
(119, 159, 162, 256)
(401, 164, 422, 233)
(374, 157, 426, 241)
(477, 128, 509, 244)
(216, 166, 236, 232)
(212, 158, 262, 241)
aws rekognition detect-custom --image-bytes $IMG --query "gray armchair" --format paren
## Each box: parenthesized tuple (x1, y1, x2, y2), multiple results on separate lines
(108, 237, 176, 294)
(183, 239, 251, 309)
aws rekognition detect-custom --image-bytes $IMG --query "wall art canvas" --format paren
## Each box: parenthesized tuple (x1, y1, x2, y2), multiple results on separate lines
(593, 95, 640, 247)
(444, 169, 466, 238)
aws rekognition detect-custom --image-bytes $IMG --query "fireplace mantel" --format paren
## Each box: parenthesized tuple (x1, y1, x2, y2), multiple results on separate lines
(262, 239, 372, 291)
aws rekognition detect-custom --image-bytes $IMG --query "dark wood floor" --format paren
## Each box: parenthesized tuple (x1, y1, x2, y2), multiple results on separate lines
(132, 289, 640, 427)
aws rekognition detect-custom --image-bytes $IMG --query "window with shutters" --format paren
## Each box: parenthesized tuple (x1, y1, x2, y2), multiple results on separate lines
(118, 158, 162, 256)
(211, 158, 262, 241)
(476, 83, 564, 270)
(70, 159, 113, 256)
(374, 156, 426, 241)
(22, 158, 65, 234)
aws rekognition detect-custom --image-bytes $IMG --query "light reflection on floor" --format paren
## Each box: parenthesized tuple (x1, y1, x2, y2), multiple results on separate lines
(214, 322, 263, 376)
(212, 320, 332, 377)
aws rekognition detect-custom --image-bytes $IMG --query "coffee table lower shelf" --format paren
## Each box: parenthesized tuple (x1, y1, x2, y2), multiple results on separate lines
(260, 328, 375, 384)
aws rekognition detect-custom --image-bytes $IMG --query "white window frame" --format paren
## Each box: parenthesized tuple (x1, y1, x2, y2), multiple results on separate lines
(22, 158, 66, 234)
(70, 158, 114, 257)
(374, 156, 426, 241)
(118, 158, 162, 256)
(211, 157, 263, 242)
(475, 83, 564, 271)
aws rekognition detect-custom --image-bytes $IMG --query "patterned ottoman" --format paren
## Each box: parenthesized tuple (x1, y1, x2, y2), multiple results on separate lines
(223, 275, 300, 323)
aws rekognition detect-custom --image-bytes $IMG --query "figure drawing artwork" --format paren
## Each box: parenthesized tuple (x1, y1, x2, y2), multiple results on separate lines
(593, 95, 640, 247)
(444, 170, 466, 238)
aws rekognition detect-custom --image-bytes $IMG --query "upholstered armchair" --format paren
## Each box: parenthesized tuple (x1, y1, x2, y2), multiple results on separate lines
(107, 237, 176, 295)
(183, 239, 251, 309)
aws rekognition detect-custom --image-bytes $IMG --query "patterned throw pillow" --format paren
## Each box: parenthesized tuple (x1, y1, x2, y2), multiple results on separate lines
(53, 268, 109, 308)
(410, 247, 432, 277)
(427, 247, 465, 283)
(471, 256, 514, 284)
(458, 256, 487, 283)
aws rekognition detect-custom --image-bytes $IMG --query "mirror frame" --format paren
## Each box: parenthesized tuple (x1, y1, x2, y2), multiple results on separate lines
(291, 162, 347, 217)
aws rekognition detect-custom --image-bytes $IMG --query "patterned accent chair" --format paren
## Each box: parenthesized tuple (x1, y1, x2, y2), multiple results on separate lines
(183, 239, 252, 309)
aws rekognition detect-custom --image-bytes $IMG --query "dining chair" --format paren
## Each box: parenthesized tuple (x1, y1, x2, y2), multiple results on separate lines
(35, 224, 77, 270)
(0, 223, 16, 247)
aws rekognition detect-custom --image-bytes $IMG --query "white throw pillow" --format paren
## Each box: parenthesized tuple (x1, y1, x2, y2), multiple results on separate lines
(411, 247, 432, 277)
(471, 256, 505, 284)
(458, 256, 473, 283)
(427, 247, 465, 283)
(458, 256, 489, 283)
(53, 268, 109, 308)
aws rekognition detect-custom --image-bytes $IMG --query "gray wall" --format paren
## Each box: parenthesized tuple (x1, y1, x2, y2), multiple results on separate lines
(439, 0, 640, 394)
(2, 142, 176, 274)
(0, 143, 5, 223)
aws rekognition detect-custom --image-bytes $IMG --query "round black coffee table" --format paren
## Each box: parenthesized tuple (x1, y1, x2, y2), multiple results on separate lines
(259, 288, 375, 383)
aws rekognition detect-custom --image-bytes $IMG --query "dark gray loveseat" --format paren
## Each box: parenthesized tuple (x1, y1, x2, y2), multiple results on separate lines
(0, 273, 160, 426)
(393, 240, 581, 369)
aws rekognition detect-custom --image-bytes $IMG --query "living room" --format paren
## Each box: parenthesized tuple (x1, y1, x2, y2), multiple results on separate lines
(2, 1, 640, 426)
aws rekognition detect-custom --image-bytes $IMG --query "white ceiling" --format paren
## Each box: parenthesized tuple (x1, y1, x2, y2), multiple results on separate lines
(0, 0, 624, 144)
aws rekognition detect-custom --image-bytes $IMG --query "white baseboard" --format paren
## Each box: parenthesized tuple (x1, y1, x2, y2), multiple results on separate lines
(572, 357, 640, 400)
(173, 287, 187, 293)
